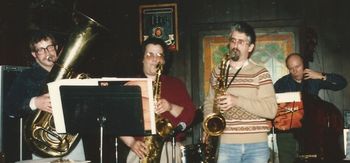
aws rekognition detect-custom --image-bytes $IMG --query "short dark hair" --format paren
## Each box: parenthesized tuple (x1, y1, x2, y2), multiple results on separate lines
(140, 37, 172, 75)
(29, 30, 57, 52)
(285, 53, 304, 66)
(141, 37, 168, 55)
(229, 21, 256, 45)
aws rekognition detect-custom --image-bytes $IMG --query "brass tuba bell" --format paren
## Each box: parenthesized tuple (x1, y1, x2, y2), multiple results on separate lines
(24, 11, 108, 157)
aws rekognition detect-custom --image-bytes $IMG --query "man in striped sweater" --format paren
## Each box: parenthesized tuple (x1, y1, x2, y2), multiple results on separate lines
(203, 21, 278, 163)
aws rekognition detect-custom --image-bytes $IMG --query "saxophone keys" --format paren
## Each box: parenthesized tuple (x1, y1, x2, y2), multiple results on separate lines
(219, 109, 225, 114)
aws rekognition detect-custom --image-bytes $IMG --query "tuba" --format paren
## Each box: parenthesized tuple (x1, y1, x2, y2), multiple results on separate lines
(202, 51, 235, 163)
(24, 11, 108, 157)
(141, 63, 174, 163)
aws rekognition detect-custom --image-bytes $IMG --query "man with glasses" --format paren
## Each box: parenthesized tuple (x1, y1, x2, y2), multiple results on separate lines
(119, 37, 196, 163)
(203, 21, 277, 163)
(5, 30, 85, 161)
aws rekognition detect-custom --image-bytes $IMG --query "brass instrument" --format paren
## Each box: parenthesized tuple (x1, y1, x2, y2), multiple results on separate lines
(202, 52, 234, 163)
(141, 63, 173, 163)
(24, 11, 108, 157)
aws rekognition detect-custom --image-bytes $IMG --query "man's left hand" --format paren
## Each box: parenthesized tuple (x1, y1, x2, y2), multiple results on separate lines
(216, 93, 238, 112)
(304, 68, 323, 80)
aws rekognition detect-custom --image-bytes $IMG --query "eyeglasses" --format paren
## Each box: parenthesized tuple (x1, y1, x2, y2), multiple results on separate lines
(229, 38, 250, 46)
(145, 52, 164, 58)
(35, 45, 56, 54)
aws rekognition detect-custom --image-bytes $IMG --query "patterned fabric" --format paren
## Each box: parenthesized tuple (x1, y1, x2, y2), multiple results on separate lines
(224, 106, 270, 134)
(204, 60, 277, 144)
(211, 63, 273, 134)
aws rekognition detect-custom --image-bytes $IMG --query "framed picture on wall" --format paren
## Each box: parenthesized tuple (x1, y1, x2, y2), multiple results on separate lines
(139, 3, 178, 51)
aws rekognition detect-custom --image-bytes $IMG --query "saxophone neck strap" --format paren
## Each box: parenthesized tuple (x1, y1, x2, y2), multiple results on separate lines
(227, 67, 242, 88)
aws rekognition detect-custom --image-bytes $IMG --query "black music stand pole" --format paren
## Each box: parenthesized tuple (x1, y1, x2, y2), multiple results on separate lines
(97, 115, 106, 163)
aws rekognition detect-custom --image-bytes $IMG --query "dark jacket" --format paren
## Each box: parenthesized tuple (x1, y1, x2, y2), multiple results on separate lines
(5, 62, 48, 118)
(274, 73, 347, 95)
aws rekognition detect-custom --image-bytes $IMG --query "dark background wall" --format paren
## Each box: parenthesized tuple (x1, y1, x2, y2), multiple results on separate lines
(1, 0, 349, 118)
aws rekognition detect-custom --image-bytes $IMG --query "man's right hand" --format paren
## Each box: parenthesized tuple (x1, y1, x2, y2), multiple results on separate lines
(35, 93, 52, 113)
(130, 140, 148, 159)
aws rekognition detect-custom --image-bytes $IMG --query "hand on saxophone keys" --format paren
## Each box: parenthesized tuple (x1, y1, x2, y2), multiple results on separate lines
(130, 140, 148, 159)
(216, 93, 238, 112)
(155, 98, 172, 114)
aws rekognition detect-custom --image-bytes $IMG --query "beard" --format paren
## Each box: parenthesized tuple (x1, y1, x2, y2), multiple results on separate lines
(229, 48, 240, 61)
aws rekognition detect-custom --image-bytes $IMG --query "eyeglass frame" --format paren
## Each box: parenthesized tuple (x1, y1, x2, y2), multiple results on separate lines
(228, 37, 251, 46)
(34, 44, 57, 55)
(145, 52, 164, 58)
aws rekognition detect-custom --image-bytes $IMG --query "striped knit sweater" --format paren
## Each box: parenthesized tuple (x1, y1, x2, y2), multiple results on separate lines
(204, 60, 277, 144)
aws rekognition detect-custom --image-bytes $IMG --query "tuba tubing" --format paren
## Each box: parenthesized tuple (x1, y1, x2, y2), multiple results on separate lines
(24, 11, 108, 157)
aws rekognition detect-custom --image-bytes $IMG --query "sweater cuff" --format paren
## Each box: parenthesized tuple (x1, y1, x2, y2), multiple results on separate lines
(29, 97, 37, 110)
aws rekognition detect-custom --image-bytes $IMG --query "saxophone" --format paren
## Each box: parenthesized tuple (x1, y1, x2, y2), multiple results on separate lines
(141, 63, 174, 163)
(24, 11, 107, 157)
(202, 52, 234, 163)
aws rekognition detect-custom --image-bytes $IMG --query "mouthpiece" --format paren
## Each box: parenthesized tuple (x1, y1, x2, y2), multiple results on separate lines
(156, 62, 163, 70)
(229, 49, 239, 61)
(46, 55, 57, 62)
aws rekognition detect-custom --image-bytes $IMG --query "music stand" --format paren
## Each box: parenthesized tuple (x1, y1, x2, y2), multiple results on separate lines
(59, 85, 146, 163)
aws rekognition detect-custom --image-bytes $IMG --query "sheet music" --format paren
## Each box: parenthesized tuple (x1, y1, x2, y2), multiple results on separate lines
(48, 78, 156, 134)
(274, 91, 304, 130)
(275, 92, 301, 103)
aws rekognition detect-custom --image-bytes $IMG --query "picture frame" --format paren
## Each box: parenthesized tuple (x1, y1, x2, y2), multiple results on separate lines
(139, 3, 178, 51)
(344, 110, 350, 129)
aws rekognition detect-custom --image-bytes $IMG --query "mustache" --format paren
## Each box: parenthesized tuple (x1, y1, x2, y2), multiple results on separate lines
(229, 48, 240, 61)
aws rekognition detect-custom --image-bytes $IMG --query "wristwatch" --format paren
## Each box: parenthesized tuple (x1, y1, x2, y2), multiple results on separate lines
(321, 72, 327, 80)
